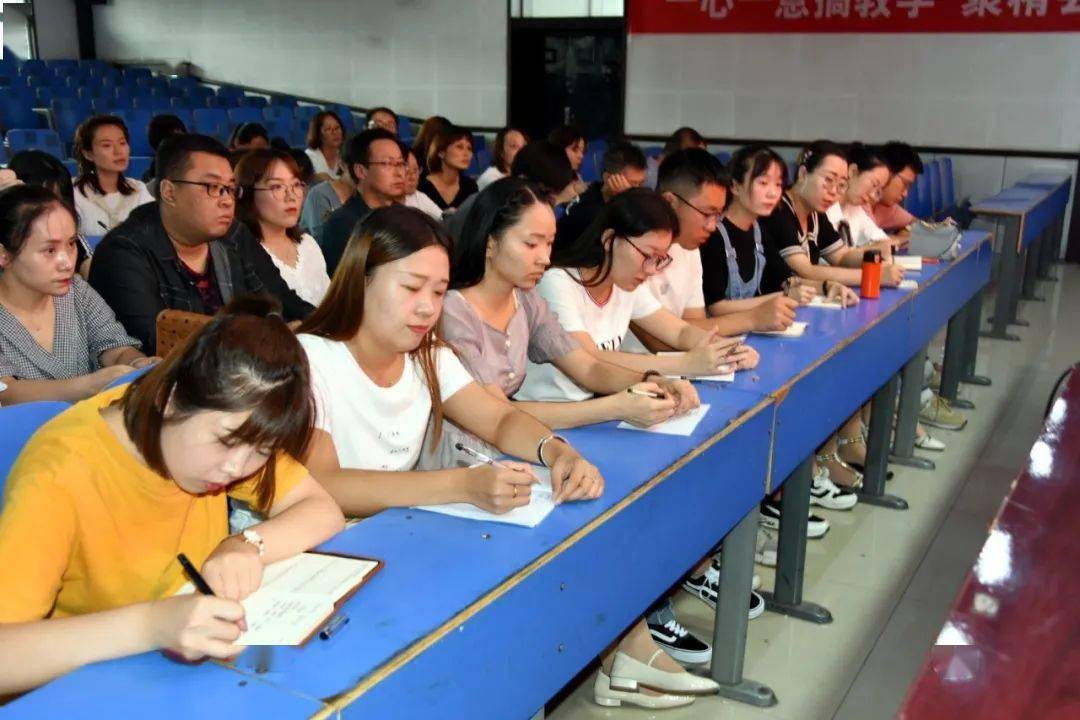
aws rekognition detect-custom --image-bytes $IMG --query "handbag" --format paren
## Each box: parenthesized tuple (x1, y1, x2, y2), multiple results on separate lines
(906, 218, 962, 260)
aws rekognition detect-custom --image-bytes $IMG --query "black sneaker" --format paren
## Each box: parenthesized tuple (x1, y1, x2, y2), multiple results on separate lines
(759, 498, 830, 538)
(646, 616, 712, 665)
(682, 560, 767, 620)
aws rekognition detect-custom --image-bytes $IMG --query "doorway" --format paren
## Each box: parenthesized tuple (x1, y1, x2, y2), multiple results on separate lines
(508, 17, 625, 142)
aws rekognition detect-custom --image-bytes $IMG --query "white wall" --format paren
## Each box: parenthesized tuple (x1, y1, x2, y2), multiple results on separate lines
(627, 33, 1080, 153)
(2, 3, 34, 59)
(33, 0, 79, 59)
(91, 0, 508, 126)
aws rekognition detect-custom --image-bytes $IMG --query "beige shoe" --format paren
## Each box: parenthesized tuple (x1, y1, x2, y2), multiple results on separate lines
(593, 669, 695, 709)
(610, 650, 720, 696)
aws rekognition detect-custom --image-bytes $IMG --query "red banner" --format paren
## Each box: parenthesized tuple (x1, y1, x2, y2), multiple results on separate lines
(629, 0, 1080, 33)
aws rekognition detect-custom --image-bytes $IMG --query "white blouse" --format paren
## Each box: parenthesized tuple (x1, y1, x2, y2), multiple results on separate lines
(404, 191, 444, 220)
(263, 233, 331, 306)
(476, 166, 506, 191)
(74, 179, 154, 237)
(305, 147, 345, 181)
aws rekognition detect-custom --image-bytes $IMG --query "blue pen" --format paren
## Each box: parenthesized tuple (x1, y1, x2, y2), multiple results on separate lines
(319, 613, 349, 640)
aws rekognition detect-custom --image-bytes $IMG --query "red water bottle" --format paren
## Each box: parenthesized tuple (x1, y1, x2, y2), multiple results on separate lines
(861, 249, 882, 299)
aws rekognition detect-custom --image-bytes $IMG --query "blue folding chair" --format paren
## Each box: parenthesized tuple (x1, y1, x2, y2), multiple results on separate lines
(111, 109, 153, 155)
(292, 105, 322, 145)
(227, 107, 265, 132)
(5, 129, 65, 161)
(132, 96, 171, 113)
(236, 95, 269, 109)
(262, 107, 294, 145)
(49, 98, 90, 146)
(192, 108, 230, 143)
(127, 156, 153, 180)
(0, 94, 46, 131)
(0, 402, 71, 501)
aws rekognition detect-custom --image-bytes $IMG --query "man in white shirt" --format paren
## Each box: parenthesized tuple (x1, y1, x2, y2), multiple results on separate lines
(627, 149, 798, 352)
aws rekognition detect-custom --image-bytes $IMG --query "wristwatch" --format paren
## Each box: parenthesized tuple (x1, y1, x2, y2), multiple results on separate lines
(241, 529, 265, 558)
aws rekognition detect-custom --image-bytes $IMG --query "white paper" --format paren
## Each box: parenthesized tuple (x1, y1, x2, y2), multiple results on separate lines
(616, 403, 711, 437)
(894, 255, 923, 272)
(416, 466, 555, 528)
(175, 553, 378, 646)
(755, 321, 807, 338)
(806, 296, 842, 310)
(899, 279, 919, 290)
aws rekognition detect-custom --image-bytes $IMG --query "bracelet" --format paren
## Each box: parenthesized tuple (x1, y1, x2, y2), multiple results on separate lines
(537, 433, 568, 467)
(642, 369, 662, 382)
(241, 529, 265, 558)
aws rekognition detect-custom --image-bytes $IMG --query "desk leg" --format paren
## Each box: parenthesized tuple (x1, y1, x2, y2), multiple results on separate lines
(759, 457, 831, 624)
(940, 308, 968, 406)
(1038, 214, 1061, 281)
(859, 375, 909, 509)
(982, 215, 1022, 341)
(961, 294, 992, 386)
(1019, 231, 1046, 302)
(890, 348, 937, 469)
(710, 506, 777, 707)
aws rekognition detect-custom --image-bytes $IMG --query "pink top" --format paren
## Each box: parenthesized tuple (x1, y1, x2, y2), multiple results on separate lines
(872, 203, 916, 232)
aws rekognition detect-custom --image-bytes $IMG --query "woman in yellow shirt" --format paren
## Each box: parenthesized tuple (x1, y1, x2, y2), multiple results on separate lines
(0, 296, 344, 694)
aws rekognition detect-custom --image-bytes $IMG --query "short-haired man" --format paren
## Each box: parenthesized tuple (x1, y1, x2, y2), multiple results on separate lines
(89, 134, 313, 350)
(555, 139, 648, 245)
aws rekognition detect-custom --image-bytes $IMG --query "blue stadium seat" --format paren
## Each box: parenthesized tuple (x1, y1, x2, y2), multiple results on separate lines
(5, 129, 65, 161)
(77, 85, 114, 101)
(205, 95, 239, 109)
(49, 98, 90, 146)
(35, 85, 76, 106)
(168, 97, 196, 112)
(580, 149, 602, 183)
(24, 74, 61, 89)
(469, 147, 491, 177)
(127, 156, 153, 180)
(926, 160, 943, 219)
(216, 86, 244, 102)
(0, 94, 47, 131)
(62, 159, 78, 176)
(262, 107, 294, 144)
(169, 76, 199, 92)
(236, 95, 269, 109)
(227, 107, 264, 130)
(644, 146, 663, 159)
(269, 95, 298, 109)
(192, 108, 230, 143)
(185, 85, 216, 104)
(132, 96, 172, 113)
(324, 103, 355, 134)
(91, 96, 133, 113)
(940, 157, 955, 213)
(164, 108, 194, 132)
(471, 134, 487, 153)
(111, 109, 153, 155)
(585, 138, 608, 158)
(292, 105, 322, 145)
(18, 59, 48, 77)
(0, 401, 70, 500)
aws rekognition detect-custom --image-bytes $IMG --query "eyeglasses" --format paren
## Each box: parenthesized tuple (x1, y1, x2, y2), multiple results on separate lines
(169, 179, 243, 200)
(364, 160, 407, 170)
(672, 192, 722, 226)
(253, 181, 305, 200)
(816, 174, 848, 193)
(621, 236, 673, 273)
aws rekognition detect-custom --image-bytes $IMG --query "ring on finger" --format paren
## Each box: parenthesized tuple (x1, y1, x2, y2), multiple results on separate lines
(512, 485, 518, 498)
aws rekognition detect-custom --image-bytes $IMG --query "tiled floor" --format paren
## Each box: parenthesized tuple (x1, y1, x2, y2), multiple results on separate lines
(548, 265, 1077, 720)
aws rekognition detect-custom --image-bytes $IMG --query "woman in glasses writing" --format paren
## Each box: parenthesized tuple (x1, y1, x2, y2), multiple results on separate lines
(236, 149, 330, 306)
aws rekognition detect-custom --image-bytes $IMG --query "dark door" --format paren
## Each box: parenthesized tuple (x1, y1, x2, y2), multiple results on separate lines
(508, 18, 625, 142)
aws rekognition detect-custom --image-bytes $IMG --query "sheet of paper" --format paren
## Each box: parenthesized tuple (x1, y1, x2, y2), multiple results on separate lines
(899, 279, 919, 290)
(616, 403, 710, 437)
(807, 296, 842, 310)
(755, 321, 807, 338)
(415, 467, 555, 528)
(658, 352, 734, 382)
(894, 255, 923, 272)
(235, 592, 334, 646)
(259, 553, 379, 604)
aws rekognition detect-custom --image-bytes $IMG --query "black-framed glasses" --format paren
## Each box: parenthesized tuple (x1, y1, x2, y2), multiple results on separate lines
(672, 192, 722, 226)
(168, 179, 243, 200)
(621, 236, 673, 273)
(253, 181, 305, 200)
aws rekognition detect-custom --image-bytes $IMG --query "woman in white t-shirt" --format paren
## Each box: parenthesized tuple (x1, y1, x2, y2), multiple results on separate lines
(235, 149, 330, 305)
(476, 126, 528, 191)
(299, 205, 605, 521)
(834, 143, 896, 254)
(402, 148, 444, 220)
(72, 115, 154, 238)
(304, 111, 347, 182)
(516, 188, 760, 404)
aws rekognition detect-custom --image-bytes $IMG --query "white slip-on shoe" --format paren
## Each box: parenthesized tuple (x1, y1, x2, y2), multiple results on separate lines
(914, 433, 946, 451)
(610, 650, 720, 696)
(593, 669, 695, 709)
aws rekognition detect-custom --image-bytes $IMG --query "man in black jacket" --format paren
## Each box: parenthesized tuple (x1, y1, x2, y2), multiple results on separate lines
(89, 134, 313, 351)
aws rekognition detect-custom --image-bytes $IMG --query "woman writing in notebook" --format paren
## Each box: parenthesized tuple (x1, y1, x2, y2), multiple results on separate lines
(515, 187, 759, 405)
(0, 297, 345, 694)
(299, 205, 717, 709)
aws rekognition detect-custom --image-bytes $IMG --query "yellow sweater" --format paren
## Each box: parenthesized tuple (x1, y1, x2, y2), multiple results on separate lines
(0, 385, 306, 622)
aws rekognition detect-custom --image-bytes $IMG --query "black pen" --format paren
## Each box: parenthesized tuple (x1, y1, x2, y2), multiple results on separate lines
(177, 553, 215, 595)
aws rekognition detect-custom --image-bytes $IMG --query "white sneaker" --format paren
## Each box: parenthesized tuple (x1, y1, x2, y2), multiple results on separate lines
(756, 528, 777, 567)
(810, 467, 858, 510)
(594, 669, 695, 709)
(914, 433, 946, 451)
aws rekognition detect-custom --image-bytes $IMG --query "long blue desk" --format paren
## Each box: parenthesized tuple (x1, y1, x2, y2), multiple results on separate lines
(971, 181, 1070, 340)
(1015, 172, 1072, 283)
(6, 233, 994, 718)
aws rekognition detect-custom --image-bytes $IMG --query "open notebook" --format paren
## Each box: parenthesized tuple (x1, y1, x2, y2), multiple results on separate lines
(617, 403, 711, 437)
(415, 465, 555, 528)
(657, 351, 735, 382)
(178, 552, 381, 646)
(893, 255, 924, 272)
(755, 321, 807, 338)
